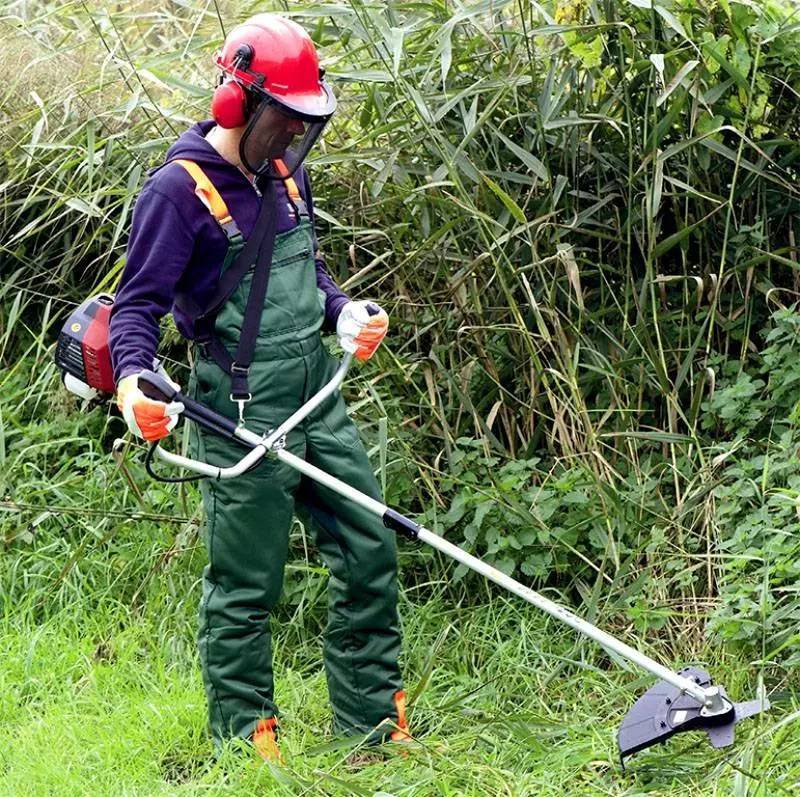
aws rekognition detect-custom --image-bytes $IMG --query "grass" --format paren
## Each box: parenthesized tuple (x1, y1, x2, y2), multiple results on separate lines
(2, 578, 798, 797)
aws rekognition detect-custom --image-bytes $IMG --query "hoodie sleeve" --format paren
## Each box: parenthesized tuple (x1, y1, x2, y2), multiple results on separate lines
(301, 169, 350, 332)
(109, 181, 197, 384)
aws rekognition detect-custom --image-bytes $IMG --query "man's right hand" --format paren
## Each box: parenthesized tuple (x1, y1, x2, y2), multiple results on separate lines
(116, 372, 185, 442)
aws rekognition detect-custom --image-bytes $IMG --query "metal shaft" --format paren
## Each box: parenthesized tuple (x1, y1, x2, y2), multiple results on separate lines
(274, 447, 711, 707)
(153, 353, 712, 708)
(414, 528, 710, 704)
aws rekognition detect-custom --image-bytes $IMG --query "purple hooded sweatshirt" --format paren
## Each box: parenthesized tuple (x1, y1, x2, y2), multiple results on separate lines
(108, 119, 350, 383)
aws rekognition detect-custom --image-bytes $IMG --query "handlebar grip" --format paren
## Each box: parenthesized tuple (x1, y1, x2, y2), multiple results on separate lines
(137, 370, 240, 441)
(138, 370, 179, 403)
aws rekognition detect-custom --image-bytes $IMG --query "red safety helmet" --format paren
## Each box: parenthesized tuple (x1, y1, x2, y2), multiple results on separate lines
(210, 14, 336, 178)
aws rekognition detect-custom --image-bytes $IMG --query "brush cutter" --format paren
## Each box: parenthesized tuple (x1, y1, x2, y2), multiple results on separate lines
(54, 299, 768, 764)
(129, 353, 768, 767)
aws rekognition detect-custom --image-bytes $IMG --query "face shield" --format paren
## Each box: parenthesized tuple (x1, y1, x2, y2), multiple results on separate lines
(239, 92, 332, 180)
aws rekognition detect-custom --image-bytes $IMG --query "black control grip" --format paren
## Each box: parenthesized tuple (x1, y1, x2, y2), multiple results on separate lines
(137, 370, 179, 403)
(137, 370, 239, 441)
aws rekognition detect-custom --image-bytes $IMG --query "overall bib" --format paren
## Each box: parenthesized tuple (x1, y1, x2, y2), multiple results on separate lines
(185, 177, 405, 749)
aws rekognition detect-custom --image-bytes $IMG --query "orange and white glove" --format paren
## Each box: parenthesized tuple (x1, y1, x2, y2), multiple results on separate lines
(116, 371, 184, 443)
(336, 300, 389, 361)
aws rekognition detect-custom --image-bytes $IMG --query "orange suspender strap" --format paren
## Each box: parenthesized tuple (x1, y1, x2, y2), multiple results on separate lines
(173, 158, 307, 235)
(172, 159, 242, 243)
(273, 158, 308, 218)
(272, 158, 300, 200)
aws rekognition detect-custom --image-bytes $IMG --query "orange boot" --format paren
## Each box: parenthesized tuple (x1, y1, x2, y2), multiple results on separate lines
(390, 689, 412, 743)
(252, 717, 282, 763)
(345, 691, 413, 767)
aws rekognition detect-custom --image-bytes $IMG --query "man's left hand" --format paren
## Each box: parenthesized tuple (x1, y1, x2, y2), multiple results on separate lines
(336, 300, 389, 361)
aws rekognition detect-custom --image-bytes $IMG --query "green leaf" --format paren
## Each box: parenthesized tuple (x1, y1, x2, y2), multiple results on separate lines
(481, 174, 526, 224)
(703, 34, 748, 88)
(473, 501, 493, 530)
(654, 205, 724, 258)
(697, 112, 725, 138)
(732, 39, 752, 80)
(492, 128, 549, 181)
(655, 6, 690, 43)
(407, 86, 434, 123)
(65, 197, 102, 217)
(702, 33, 730, 77)
(601, 431, 694, 443)
(149, 69, 208, 98)
(439, 25, 453, 87)
(330, 69, 393, 83)
(86, 119, 95, 190)
(388, 26, 404, 77)
(648, 153, 664, 220)
(649, 53, 666, 84)
(444, 493, 469, 525)
(656, 59, 699, 107)
(704, 78, 735, 104)
(111, 163, 142, 250)
(568, 36, 603, 69)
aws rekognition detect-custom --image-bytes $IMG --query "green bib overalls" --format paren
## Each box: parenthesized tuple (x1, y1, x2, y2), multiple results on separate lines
(184, 171, 405, 749)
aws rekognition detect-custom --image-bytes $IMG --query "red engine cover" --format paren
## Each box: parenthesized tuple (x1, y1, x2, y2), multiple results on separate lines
(81, 301, 115, 393)
(56, 294, 115, 395)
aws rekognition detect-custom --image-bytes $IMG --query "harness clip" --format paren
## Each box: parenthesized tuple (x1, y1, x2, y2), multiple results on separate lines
(229, 362, 252, 425)
(229, 392, 252, 426)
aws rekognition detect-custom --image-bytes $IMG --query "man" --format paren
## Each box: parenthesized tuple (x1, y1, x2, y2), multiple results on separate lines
(108, 14, 408, 760)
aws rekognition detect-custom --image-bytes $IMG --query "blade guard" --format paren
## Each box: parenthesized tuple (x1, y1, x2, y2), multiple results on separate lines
(618, 667, 768, 767)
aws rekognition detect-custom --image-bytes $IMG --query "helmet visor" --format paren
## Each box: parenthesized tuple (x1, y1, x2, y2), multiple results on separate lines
(239, 96, 329, 179)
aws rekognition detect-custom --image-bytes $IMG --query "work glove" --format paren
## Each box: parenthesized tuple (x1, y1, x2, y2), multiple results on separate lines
(336, 300, 389, 361)
(116, 368, 184, 443)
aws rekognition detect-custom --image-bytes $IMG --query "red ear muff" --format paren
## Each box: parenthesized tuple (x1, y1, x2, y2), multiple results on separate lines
(211, 79, 249, 128)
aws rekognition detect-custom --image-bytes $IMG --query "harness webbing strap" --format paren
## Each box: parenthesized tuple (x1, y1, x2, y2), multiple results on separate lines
(220, 178, 279, 407)
(172, 159, 242, 242)
(171, 158, 310, 416)
(273, 158, 308, 218)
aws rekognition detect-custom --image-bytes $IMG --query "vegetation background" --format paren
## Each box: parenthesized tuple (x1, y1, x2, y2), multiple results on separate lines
(1, 0, 799, 794)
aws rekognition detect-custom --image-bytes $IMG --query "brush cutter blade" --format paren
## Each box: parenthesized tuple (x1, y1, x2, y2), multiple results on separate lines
(618, 667, 768, 766)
